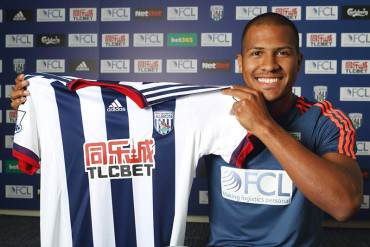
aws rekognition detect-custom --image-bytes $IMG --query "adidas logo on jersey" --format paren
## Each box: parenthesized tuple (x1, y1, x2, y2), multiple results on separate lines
(76, 61, 90, 71)
(107, 99, 126, 112)
(13, 11, 27, 21)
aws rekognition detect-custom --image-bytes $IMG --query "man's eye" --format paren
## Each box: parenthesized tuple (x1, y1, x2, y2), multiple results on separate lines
(277, 50, 290, 56)
(251, 51, 262, 56)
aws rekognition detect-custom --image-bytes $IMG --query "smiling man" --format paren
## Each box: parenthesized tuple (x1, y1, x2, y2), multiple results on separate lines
(10, 11, 363, 247)
(207, 12, 363, 246)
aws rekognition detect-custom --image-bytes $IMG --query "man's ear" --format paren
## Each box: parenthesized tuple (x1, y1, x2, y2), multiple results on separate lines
(236, 54, 243, 73)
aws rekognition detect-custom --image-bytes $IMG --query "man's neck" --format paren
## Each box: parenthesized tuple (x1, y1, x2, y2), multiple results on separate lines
(267, 93, 296, 119)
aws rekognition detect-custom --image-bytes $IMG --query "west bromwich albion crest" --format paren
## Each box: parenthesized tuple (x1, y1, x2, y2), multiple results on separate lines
(348, 112, 363, 129)
(313, 85, 328, 102)
(210, 5, 224, 21)
(154, 111, 174, 135)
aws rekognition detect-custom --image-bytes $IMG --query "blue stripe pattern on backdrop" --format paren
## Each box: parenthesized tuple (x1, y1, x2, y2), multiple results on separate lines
(52, 81, 94, 247)
(101, 87, 137, 247)
(151, 100, 176, 246)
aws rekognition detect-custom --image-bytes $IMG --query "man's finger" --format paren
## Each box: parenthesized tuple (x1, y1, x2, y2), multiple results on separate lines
(11, 89, 29, 100)
(223, 88, 254, 100)
(10, 97, 26, 110)
(14, 79, 29, 90)
(15, 74, 24, 84)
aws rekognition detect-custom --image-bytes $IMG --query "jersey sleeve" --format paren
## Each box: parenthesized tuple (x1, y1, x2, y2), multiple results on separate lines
(187, 91, 248, 163)
(315, 102, 356, 159)
(12, 95, 41, 175)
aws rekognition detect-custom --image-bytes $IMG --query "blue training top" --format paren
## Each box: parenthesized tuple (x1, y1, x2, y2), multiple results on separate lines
(207, 96, 356, 247)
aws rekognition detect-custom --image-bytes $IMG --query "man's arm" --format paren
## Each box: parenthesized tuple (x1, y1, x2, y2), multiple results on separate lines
(10, 74, 29, 109)
(256, 121, 363, 221)
(224, 86, 363, 221)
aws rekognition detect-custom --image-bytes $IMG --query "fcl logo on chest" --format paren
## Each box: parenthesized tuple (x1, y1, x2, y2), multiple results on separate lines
(83, 138, 155, 179)
(221, 167, 293, 205)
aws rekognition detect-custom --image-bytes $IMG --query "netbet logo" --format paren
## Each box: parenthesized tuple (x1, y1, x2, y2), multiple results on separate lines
(83, 138, 155, 179)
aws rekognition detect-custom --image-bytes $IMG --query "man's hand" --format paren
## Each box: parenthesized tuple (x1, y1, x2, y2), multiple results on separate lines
(223, 85, 275, 135)
(11, 74, 30, 109)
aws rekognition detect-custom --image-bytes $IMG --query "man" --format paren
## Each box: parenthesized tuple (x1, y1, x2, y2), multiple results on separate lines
(206, 12, 363, 246)
(10, 12, 363, 247)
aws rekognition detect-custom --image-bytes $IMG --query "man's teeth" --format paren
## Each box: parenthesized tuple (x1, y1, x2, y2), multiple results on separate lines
(257, 78, 279, 84)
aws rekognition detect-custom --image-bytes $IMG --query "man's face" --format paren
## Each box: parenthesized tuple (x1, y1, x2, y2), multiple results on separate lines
(237, 24, 302, 102)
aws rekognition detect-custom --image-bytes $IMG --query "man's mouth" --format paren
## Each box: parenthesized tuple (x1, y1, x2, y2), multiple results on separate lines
(256, 77, 282, 84)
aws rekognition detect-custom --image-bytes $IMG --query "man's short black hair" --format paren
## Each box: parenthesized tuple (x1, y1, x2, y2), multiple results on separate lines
(241, 12, 300, 53)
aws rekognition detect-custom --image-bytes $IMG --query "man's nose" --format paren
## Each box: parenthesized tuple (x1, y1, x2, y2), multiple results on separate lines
(260, 54, 280, 72)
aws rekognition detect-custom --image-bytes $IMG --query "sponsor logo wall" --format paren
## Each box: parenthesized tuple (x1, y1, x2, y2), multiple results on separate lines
(0, 1, 369, 220)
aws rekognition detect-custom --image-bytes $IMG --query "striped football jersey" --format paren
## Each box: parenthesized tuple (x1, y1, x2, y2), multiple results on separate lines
(13, 73, 247, 247)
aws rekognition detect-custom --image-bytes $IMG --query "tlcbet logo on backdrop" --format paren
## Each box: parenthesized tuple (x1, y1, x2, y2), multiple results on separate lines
(134, 59, 162, 73)
(102, 34, 129, 47)
(6, 110, 17, 123)
(70, 8, 97, 22)
(342, 60, 370, 74)
(306, 33, 336, 47)
(272, 6, 301, 20)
